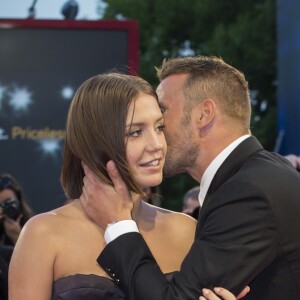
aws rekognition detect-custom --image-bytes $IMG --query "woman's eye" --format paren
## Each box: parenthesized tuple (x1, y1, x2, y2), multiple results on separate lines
(128, 129, 142, 137)
(160, 107, 166, 114)
(157, 124, 165, 132)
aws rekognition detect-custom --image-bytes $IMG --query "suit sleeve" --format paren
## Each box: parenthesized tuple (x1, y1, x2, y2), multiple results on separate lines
(98, 180, 278, 300)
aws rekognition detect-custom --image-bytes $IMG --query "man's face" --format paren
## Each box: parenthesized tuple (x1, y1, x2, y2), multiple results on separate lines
(156, 74, 199, 177)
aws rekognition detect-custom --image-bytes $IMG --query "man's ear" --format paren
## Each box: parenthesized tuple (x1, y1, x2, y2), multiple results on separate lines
(195, 99, 216, 128)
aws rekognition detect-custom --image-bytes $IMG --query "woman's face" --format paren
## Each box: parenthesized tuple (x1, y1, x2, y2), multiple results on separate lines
(125, 93, 167, 189)
(0, 188, 17, 220)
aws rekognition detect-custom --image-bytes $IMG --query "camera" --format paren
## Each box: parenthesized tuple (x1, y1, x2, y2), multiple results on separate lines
(0, 198, 21, 220)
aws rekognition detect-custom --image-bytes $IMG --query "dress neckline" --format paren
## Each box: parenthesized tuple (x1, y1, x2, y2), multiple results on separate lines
(54, 271, 176, 284)
(54, 273, 114, 284)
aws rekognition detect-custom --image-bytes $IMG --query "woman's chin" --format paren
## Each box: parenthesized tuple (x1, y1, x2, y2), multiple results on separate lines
(140, 178, 163, 190)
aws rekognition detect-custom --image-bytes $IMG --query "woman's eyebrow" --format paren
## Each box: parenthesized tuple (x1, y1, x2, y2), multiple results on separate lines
(125, 116, 164, 128)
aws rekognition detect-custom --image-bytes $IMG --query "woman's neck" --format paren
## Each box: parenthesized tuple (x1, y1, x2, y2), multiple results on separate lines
(131, 193, 143, 222)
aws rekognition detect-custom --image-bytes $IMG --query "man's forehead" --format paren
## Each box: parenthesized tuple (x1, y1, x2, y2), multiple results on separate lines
(156, 74, 187, 94)
(156, 85, 183, 107)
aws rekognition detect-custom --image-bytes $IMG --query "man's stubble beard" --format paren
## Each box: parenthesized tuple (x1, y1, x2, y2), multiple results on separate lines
(163, 125, 199, 178)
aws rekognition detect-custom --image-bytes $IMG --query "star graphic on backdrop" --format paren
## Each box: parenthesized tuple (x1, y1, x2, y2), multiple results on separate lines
(0, 84, 7, 110)
(0, 127, 9, 140)
(38, 139, 61, 156)
(8, 86, 33, 112)
(61, 86, 74, 100)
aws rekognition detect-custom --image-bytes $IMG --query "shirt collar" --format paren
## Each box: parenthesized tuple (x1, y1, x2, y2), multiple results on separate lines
(198, 135, 250, 206)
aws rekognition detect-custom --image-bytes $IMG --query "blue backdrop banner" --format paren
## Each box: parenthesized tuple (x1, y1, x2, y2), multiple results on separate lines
(277, 0, 300, 155)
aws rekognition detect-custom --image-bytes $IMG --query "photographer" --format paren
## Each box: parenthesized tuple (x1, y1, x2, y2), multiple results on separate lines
(0, 174, 33, 246)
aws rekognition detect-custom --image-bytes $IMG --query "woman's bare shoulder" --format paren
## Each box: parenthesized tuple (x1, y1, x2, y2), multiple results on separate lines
(145, 202, 197, 233)
(142, 203, 197, 270)
(163, 208, 196, 231)
(20, 211, 60, 239)
(21, 201, 78, 238)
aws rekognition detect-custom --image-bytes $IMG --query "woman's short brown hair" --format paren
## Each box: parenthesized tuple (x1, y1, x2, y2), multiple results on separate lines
(60, 73, 157, 199)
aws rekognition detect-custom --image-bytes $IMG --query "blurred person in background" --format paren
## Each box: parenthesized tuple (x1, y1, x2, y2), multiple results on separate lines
(143, 186, 162, 206)
(0, 244, 13, 300)
(285, 154, 300, 171)
(182, 186, 200, 219)
(0, 173, 33, 246)
(0, 174, 32, 300)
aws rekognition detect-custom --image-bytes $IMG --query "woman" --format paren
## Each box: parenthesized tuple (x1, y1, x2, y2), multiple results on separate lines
(0, 174, 33, 246)
(0, 174, 32, 300)
(9, 73, 247, 300)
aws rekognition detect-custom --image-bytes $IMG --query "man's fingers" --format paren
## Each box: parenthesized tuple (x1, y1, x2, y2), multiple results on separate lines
(81, 161, 97, 182)
(107, 161, 129, 195)
(199, 287, 240, 300)
(213, 287, 235, 299)
(236, 286, 250, 299)
(106, 160, 120, 178)
(81, 161, 89, 175)
(199, 288, 222, 300)
(209, 286, 250, 300)
(79, 184, 87, 206)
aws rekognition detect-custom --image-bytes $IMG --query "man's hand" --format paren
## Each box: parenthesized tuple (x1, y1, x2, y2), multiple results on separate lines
(199, 286, 250, 300)
(80, 161, 133, 229)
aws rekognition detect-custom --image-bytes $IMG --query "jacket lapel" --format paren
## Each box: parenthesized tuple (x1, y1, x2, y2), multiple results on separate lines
(197, 136, 263, 221)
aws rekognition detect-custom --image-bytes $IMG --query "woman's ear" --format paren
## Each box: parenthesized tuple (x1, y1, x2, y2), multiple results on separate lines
(195, 99, 216, 128)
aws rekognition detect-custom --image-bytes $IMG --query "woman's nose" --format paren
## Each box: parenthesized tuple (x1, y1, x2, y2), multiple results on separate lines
(147, 133, 164, 151)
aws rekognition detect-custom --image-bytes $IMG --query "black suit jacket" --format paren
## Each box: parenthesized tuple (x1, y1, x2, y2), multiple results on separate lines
(98, 136, 300, 300)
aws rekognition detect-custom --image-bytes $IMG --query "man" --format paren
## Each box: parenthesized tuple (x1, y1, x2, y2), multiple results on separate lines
(80, 56, 300, 299)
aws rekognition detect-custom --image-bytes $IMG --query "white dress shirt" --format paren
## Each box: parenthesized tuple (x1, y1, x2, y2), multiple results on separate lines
(105, 134, 251, 244)
(198, 134, 250, 206)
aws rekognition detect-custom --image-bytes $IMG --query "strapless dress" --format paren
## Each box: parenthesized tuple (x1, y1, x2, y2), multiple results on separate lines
(52, 272, 174, 299)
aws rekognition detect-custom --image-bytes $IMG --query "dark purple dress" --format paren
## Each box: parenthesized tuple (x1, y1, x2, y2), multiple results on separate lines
(52, 273, 174, 299)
